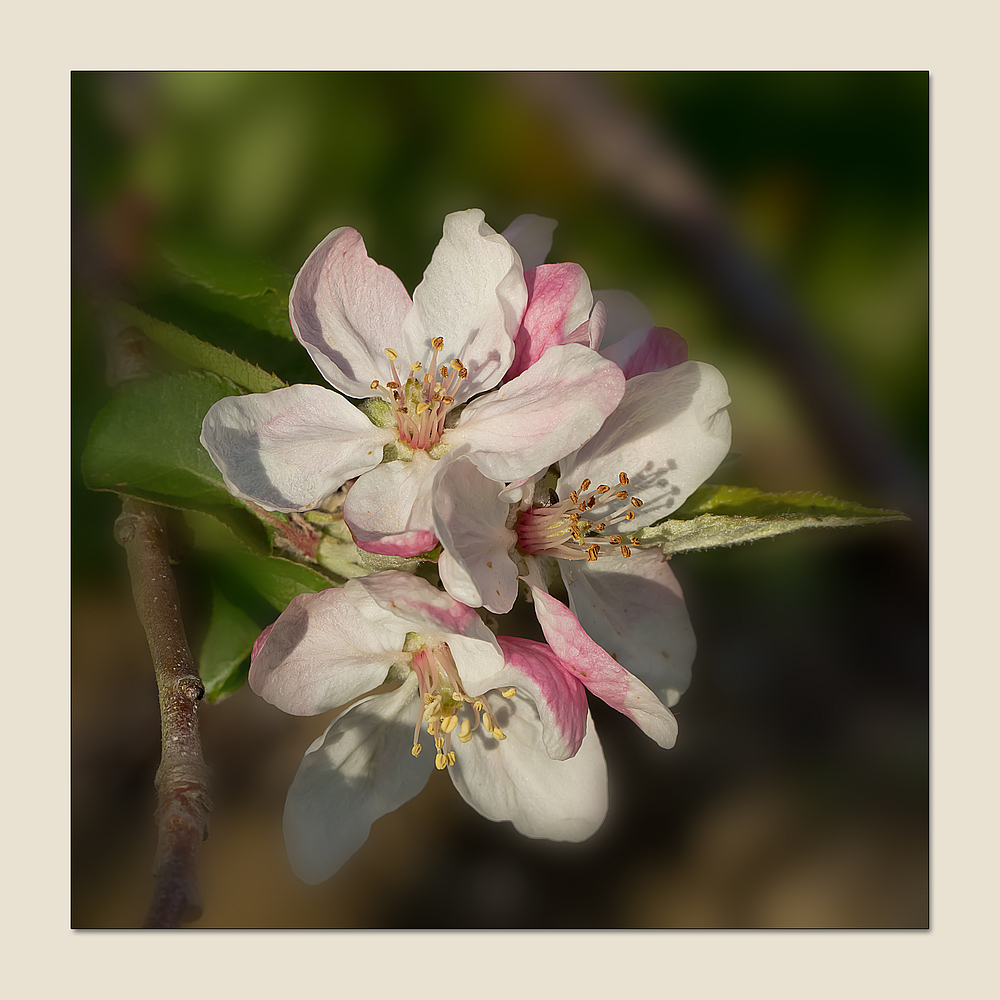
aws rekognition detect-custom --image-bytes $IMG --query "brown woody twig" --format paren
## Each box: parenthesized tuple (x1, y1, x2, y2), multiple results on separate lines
(115, 497, 212, 928)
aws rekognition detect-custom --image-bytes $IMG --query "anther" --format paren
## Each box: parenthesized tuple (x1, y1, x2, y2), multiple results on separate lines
(451, 359, 463, 370)
(619, 472, 629, 485)
(594, 522, 606, 531)
(587, 544, 600, 561)
(569, 491, 579, 503)
(411, 744, 422, 758)
(439, 365, 449, 379)
(458, 719, 472, 742)
(441, 714, 458, 734)
(502, 687, 516, 698)
(625, 510, 635, 520)
(386, 381, 400, 390)
(447, 751, 456, 766)
(370, 379, 380, 390)
(458, 368, 468, 378)
(432, 337, 444, 351)
(442, 395, 455, 404)
(580, 478, 591, 491)
(630, 497, 643, 508)
(616, 490, 629, 500)
(492, 729, 507, 741)
(435, 753, 448, 770)
(620, 545, 632, 558)
(596, 485, 610, 494)
(609, 535, 622, 544)
(384, 348, 398, 360)
(410, 361, 422, 371)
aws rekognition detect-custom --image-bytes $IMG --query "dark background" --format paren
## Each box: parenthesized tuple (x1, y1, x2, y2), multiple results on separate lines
(72, 71, 928, 928)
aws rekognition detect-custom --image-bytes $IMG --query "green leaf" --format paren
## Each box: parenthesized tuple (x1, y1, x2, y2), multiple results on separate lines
(216, 550, 337, 611)
(199, 578, 261, 702)
(637, 485, 908, 554)
(160, 240, 295, 341)
(82, 371, 269, 552)
(112, 302, 287, 393)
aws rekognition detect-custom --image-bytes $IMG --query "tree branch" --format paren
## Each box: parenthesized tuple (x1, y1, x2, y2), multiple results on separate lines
(115, 497, 212, 928)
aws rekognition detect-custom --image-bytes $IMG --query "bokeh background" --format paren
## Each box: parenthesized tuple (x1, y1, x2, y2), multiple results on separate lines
(72, 71, 928, 928)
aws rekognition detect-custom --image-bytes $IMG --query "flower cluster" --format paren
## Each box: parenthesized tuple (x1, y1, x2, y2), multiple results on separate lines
(202, 209, 731, 881)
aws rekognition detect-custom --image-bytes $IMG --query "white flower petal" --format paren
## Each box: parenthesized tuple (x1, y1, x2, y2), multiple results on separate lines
(561, 547, 696, 707)
(351, 571, 506, 691)
(501, 213, 558, 270)
(449, 343, 625, 483)
(200, 384, 394, 512)
(449, 696, 607, 842)
(403, 209, 524, 401)
(289, 227, 414, 398)
(558, 360, 731, 528)
(433, 457, 519, 614)
(248, 583, 412, 715)
(342, 453, 439, 555)
(282, 677, 433, 884)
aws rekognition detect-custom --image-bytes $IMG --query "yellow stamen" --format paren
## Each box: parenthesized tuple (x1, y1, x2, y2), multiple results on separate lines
(384, 347, 398, 360)
(411, 744, 422, 757)
(432, 336, 444, 351)
(501, 687, 516, 698)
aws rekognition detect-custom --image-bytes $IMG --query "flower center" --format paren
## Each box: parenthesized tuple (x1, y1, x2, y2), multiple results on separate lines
(407, 641, 515, 769)
(370, 338, 468, 452)
(515, 473, 644, 562)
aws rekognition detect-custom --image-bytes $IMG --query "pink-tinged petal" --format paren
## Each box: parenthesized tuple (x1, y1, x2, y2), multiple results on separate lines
(448, 343, 626, 483)
(507, 263, 594, 380)
(433, 457, 519, 614)
(201, 384, 394, 512)
(251, 623, 275, 663)
(342, 453, 439, 554)
(501, 213, 557, 270)
(531, 588, 678, 748)
(248, 583, 412, 716)
(449, 700, 607, 842)
(591, 288, 654, 348)
(496, 636, 589, 760)
(600, 326, 688, 379)
(283, 676, 434, 884)
(289, 227, 414, 398)
(560, 548, 696, 708)
(403, 209, 524, 402)
(558, 361, 732, 529)
(351, 571, 505, 691)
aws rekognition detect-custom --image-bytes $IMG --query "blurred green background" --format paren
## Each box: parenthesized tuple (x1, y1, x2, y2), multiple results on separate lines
(72, 71, 927, 928)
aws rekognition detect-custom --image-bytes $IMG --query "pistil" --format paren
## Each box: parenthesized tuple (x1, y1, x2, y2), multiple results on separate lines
(370, 338, 468, 452)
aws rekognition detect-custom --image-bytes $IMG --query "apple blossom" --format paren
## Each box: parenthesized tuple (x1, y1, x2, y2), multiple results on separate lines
(200, 209, 625, 558)
(434, 358, 732, 708)
(249, 571, 677, 883)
